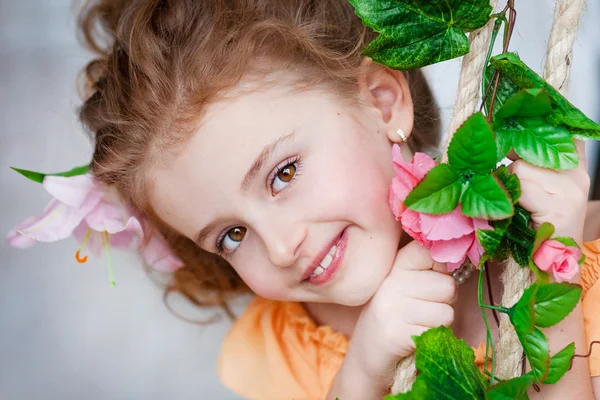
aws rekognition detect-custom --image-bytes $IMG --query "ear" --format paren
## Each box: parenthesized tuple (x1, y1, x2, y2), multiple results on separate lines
(357, 58, 414, 144)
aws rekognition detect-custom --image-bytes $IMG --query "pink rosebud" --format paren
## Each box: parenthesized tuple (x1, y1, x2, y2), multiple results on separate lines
(533, 239, 581, 282)
(388, 150, 491, 271)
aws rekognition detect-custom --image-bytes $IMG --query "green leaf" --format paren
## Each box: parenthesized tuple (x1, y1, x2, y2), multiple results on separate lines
(516, 328, 550, 382)
(10, 167, 46, 183)
(532, 223, 555, 255)
(477, 228, 504, 257)
(534, 283, 582, 328)
(490, 52, 600, 140)
(486, 374, 535, 400)
(494, 165, 521, 204)
(495, 88, 552, 120)
(448, 112, 498, 174)
(493, 205, 535, 266)
(510, 284, 538, 334)
(461, 175, 514, 220)
(512, 205, 532, 230)
(495, 129, 513, 161)
(544, 343, 576, 384)
(507, 117, 578, 170)
(349, 0, 493, 70)
(10, 164, 90, 184)
(412, 326, 488, 399)
(552, 237, 579, 248)
(511, 241, 533, 267)
(384, 376, 429, 399)
(404, 164, 462, 214)
(484, 66, 519, 117)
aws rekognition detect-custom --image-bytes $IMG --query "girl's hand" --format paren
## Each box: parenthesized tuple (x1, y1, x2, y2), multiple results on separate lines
(509, 141, 594, 399)
(343, 241, 456, 389)
(509, 141, 590, 243)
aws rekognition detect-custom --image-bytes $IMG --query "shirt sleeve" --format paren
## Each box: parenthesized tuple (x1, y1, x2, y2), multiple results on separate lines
(217, 297, 348, 400)
(581, 239, 600, 376)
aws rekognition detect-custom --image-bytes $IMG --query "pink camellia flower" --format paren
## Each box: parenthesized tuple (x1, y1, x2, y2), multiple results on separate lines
(388, 145, 491, 271)
(533, 239, 581, 282)
(6, 173, 183, 279)
(389, 144, 437, 217)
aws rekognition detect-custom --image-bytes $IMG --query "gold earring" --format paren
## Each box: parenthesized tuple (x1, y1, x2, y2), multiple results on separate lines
(396, 128, 407, 142)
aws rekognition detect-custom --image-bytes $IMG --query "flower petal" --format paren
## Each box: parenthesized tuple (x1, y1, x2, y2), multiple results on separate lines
(401, 210, 431, 248)
(16, 199, 88, 242)
(6, 217, 39, 248)
(533, 240, 567, 272)
(554, 256, 579, 282)
(107, 217, 144, 250)
(389, 184, 405, 219)
(410, 152, 437, 180)
(430, 235, 474, 264)
(420, 207, 474, 241)
(467, 236, 484, 267)
(43, 174, 97, 208)
(85, 200, 130, 232)
(140, 233, 184, 272)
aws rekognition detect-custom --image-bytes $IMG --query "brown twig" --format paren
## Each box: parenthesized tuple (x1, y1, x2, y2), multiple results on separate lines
(485, 264, 500, 326)
(487, 1, 517, 122)
(569, 341, 600, 370)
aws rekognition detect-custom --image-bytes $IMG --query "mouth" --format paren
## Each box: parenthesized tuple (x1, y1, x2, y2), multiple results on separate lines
(302, 227, 349, 286)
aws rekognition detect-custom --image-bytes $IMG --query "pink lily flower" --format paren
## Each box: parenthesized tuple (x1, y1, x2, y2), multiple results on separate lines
(6, 174, 143, 284)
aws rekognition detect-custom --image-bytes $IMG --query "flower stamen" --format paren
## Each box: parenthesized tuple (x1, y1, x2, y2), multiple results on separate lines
(102, 231, 117, 287)
(75, 228, 93, 263)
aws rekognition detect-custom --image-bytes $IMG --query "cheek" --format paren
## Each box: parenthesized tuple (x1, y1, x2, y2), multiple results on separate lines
(233, 257, 289, 301)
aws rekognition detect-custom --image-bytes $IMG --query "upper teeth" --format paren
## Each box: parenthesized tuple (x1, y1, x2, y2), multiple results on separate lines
(311, 245, 337, 277)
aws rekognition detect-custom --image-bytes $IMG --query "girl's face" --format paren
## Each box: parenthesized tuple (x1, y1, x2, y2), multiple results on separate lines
(149, 65, 415, 306)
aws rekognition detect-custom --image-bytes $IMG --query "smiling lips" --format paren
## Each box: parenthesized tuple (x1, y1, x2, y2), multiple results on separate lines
(302, 228, 348, 285)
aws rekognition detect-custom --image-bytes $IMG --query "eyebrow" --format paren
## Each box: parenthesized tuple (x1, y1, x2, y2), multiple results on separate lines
(194, 219, 224, 249)
(194, 130, 296, 247)
(241, 130, 296, 192)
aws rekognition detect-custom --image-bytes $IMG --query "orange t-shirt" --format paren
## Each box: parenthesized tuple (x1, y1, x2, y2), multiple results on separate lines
(217, 239, 600, 400)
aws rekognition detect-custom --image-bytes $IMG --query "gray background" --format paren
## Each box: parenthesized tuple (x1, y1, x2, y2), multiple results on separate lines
(1, 1, 599, 399)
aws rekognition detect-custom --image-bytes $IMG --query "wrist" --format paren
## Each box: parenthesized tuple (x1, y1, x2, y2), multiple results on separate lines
(328, 348, 390, 400)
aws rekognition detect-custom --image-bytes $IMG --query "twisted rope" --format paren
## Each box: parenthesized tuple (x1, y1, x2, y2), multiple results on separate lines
(391, 0, 586, 392)
(391, 0, 499, 392)
(496, 0, 586, 380)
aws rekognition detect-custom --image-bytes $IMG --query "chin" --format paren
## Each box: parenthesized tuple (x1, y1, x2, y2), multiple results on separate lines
(335, 282, 381, 306)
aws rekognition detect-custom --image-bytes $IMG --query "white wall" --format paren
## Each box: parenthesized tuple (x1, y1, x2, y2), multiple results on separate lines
(1, 1, 598, 399)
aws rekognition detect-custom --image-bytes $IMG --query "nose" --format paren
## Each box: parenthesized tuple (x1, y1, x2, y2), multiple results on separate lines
(255, 218, 306, 268)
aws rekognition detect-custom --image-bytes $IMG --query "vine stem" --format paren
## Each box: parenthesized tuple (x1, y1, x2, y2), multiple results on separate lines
(478, 263, 497, 384)
(483, 0, 517, 121)
(481, 17, 504, 117)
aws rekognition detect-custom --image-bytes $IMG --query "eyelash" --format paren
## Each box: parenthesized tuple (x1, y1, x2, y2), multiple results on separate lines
(215, 156, 302, 257)
(268, 155, 302, 196)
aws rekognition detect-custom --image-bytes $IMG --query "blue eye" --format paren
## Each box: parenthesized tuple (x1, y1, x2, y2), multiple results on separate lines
(216, 226, 246, 254)
(270, 157, 300, 195)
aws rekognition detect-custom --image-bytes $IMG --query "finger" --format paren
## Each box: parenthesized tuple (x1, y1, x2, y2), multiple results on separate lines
(509, 159, 562, 194)
(401, 270, 456, 303)
(575, 139, 588, 169)
(432, 261, 450, 274)
(404, 299, 454, 328)
(505, 149, 521, 162)
(394, 240, 436, 271)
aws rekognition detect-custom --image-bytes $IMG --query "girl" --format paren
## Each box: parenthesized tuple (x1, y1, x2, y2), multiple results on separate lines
(13, 0, 600, 398)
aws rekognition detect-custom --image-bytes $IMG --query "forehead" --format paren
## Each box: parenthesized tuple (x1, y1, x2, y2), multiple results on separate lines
(147, 77, 347, 237)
